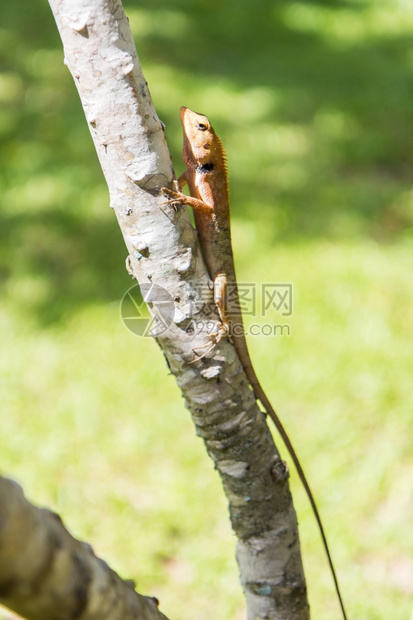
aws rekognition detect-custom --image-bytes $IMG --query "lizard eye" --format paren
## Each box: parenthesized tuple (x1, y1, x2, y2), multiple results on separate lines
(197, 123, 208, 131)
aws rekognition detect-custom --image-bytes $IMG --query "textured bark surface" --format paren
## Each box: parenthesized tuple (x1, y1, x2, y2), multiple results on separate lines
(45, 1, 309, 618)
(0, 477, 169, 620)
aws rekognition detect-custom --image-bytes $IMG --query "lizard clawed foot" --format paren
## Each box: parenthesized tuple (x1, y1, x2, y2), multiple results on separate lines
(210, 322, 229, 344)
(187, 322, 229, 364)
(160, 187, 187, 210)
(188, 342, 216, 364)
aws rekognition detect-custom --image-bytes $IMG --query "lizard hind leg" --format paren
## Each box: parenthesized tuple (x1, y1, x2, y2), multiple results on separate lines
(188, 274, 230, 364)
(214, 273, 230, 339)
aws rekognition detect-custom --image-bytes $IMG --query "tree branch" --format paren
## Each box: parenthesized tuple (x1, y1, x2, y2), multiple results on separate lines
(43, 1, 310, 618)
(0, 476, 169, 620)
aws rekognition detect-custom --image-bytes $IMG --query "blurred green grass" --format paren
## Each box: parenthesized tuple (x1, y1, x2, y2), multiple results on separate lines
(1, 0, 412, 619)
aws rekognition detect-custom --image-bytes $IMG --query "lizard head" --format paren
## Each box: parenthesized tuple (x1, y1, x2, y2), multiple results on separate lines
(180, 106, 224, 168)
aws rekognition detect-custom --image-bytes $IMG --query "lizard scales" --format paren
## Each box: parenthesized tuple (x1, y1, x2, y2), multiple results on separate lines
(163, 106, 347, 620)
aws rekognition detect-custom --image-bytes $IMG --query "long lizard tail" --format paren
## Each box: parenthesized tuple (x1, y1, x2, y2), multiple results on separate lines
(232, 332, 348, 620)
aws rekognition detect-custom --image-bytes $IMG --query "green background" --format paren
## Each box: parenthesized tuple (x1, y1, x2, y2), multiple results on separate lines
(1, 1, 412, 618)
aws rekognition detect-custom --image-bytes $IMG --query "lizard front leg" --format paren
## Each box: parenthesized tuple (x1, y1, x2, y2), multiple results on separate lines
(162, 170, 214, 212)
(162, 188, 213, 213)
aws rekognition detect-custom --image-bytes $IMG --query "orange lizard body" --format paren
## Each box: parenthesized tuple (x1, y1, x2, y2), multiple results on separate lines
(163, 107, 347, 620)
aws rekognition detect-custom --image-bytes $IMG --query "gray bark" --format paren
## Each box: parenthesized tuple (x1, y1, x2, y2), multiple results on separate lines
(45, 1, 309, 618)
(0, 476, 169, 620)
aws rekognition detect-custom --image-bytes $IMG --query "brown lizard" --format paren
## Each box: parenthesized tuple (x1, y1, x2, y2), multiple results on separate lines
(163, 106, 347, 620)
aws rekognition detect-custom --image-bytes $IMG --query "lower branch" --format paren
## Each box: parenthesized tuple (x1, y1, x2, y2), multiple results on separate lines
(0, 476, 169, 620)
